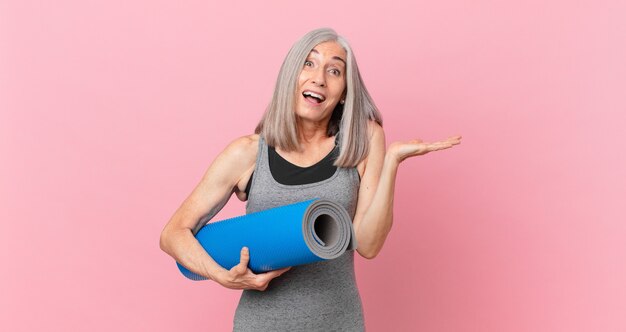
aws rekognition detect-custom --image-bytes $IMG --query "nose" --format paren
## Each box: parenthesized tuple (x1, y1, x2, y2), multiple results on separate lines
(311, 68, 325, 87)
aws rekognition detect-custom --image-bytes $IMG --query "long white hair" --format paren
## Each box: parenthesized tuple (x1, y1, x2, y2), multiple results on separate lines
(255, 28, 382, 167)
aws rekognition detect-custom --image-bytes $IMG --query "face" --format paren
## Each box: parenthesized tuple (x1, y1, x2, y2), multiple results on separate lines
(294, 41, 347, 124)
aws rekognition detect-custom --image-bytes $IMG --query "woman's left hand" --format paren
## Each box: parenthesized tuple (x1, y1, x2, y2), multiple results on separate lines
(387, 135, 462, 164)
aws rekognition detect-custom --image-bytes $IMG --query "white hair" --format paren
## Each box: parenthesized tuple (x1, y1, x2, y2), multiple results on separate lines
(255, 28, 382, 167)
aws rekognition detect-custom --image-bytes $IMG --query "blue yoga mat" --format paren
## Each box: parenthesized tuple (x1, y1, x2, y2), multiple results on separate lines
(177, 199, 357, 281)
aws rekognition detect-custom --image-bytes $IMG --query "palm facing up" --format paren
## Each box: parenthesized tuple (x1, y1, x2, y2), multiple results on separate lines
(388, 135, 462, 163)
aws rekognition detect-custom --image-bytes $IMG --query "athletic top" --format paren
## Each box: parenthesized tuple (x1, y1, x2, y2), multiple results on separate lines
(233, 136, 364, 331)
(244, 135, 340, 196)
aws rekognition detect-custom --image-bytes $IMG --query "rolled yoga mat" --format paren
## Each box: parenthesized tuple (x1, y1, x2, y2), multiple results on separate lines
(177, 199, 357, 281)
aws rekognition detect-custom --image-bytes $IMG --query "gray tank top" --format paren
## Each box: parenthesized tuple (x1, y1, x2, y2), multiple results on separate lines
(233, 137, 365, 331)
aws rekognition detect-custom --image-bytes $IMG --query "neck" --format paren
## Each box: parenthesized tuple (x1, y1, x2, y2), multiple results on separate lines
(296, 118, 329, 147)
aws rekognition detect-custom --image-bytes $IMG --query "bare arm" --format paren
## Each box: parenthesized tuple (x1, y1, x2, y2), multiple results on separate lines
(159, 135, 289, 289)
(352, 121, 462, 259)
(352, 122, 389, 259)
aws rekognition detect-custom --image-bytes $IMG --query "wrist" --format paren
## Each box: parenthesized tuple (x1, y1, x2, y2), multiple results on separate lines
(201, 262, 222, 282)
(383, 153, 401, 169)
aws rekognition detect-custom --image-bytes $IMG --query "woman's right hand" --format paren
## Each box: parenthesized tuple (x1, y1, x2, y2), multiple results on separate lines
(213, 247, 291, 291)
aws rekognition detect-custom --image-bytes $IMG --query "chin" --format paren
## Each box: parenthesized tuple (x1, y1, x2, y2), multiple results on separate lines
(296, 108, 327, 120)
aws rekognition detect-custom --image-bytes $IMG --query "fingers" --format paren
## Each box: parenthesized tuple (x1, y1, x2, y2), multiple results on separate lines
(425, 135, 462, 152)
(447, 135, 462, 145)
(257, 267, 291, 281)
(232, 247, 250, 276)
(272, 267, 292, 277)
(253, 267, 291, 291)
(229, 247, 291, 290)
(426, 142, 450, 151)
(230, 267, 291, 292)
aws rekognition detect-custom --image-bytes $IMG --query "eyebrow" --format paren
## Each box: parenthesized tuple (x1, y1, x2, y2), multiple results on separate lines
(310, 48, 346, 65)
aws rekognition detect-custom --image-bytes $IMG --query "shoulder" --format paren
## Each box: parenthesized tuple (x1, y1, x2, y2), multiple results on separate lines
(221, 134, 259, 163)
(357, 120, 385, 176)
(220, 135, 259, 200)
(191, 135, 259, 201)
(367, 119, 385, 143)
(205, 134, 258, 184)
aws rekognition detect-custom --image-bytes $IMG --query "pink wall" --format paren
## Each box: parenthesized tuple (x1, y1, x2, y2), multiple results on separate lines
(1, 0, 624, 331)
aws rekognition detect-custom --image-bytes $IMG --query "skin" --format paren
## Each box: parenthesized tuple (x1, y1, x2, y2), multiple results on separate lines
(159, 41, 462, 291)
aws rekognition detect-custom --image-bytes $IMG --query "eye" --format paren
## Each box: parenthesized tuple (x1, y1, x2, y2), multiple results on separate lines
(304, 60, 313, 67)
(329, 68, 341, 76)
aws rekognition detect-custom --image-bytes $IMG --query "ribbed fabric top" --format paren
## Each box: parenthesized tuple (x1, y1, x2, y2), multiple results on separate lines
(233, 136, 364, 332)
(244, 135, 340, 196)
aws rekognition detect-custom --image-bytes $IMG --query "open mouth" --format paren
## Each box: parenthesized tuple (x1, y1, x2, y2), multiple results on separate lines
(302, 91, 326, 104)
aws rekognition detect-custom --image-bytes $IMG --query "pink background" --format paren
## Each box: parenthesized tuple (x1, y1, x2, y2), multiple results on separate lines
(1, 0, 625, 331)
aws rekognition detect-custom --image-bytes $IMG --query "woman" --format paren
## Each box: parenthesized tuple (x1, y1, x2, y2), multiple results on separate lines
(160, 28, 461, 331)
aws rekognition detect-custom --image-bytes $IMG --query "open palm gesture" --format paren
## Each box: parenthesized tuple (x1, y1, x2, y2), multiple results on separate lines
(388, 135, 462, 163)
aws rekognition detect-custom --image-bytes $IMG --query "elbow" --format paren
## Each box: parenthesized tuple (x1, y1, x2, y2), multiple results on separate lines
(361, 251, 378, 260)
(358, 246, 381, 260)
(159, 228, 171, 254)
(356, 224, 392, 260)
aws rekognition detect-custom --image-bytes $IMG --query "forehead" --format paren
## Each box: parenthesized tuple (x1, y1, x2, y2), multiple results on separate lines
(309, 41, 347, 63)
